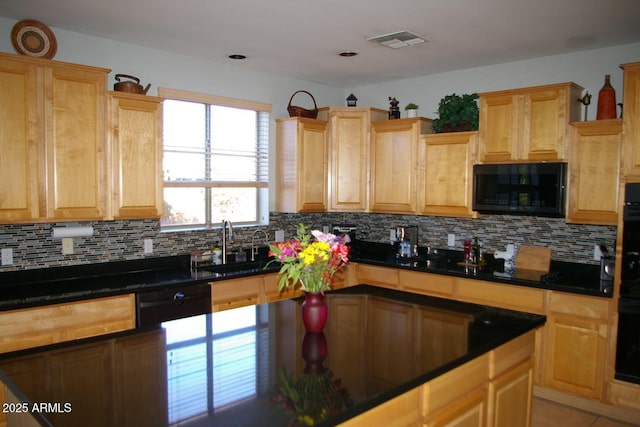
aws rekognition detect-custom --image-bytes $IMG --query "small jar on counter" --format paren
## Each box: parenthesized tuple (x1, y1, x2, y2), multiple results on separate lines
(213, 248, 222, 265)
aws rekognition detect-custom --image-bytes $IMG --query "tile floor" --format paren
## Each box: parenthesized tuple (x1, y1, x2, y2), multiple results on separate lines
(531, 397, 639, 427)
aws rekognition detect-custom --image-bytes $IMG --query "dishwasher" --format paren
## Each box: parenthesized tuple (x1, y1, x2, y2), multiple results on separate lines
(136, 282, 211, 327)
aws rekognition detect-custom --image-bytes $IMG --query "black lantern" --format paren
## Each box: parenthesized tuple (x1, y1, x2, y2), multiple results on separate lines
(346, 93, 358, 107)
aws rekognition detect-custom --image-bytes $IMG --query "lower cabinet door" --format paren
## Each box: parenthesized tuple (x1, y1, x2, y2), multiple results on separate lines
(49, 342, 112, 427)
(489, 359, 533, 427)
(425, 387, 486, 427)
(543, 314, 607, 400)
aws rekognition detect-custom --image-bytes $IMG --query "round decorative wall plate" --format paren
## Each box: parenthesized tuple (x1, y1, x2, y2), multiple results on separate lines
(11, 19, 58, 59)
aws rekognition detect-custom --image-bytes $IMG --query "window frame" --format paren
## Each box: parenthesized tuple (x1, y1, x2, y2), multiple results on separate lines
(158, 88, 271, 230)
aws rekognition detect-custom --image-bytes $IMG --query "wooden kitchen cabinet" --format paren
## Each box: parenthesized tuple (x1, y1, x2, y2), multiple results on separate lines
(399, 270, 455, 298)
(211, 275, 262, 311)
(478, 83, 582, 163)
(0, 53, 109, 223)
(109, 92, 164, 219)
(275, 117, 328, 212)
(418, 131, 478, 217)
(49, 342, 112, 427)
(0, 54, 40, 223)
(487, 331, 535, 426)
(456, 278, 546, 314)
(416, 306, 472, 373)
(367, 297, 415, 388)
(567, 119, 622, 225)
(370, 118, 432, 213)
(325, 294, 367, 398)
(113, 329, 168, 426)
(354, 263, 399, 289)
(262, 272, 304, 303)
(317, 107, 387, 212)
(422, 353, 489, 427)
(0, 294, 135, 354)
(621, 61, 640, 176)
(0, 355, 47, 427)
(543, 292, 610, 400)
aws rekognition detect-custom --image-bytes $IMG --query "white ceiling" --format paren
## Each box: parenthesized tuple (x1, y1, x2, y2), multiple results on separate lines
(1, 0, 640, 87)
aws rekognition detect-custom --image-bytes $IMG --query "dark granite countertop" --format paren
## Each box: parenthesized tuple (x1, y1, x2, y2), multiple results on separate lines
(0, 254, 280, 311)
(0, 285, 545, 427)
(350, 241, 610, 298)
(0, 240, 609, 312)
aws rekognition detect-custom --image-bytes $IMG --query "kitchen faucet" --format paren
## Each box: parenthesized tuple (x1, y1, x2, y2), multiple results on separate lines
(221, 220, 234, 265)
(251, 229, 270, 261)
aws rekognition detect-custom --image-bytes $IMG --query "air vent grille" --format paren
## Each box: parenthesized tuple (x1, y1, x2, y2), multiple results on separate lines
(367, 30, 428, 49)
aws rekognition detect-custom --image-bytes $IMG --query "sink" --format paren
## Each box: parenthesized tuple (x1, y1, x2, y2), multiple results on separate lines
(198, 258, 279, 276)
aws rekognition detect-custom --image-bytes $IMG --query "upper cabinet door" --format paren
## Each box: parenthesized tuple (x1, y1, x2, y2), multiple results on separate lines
(478, 93, 519, 163)
(44, 62, 109, 220)
(478, 83, 582, 163)
(566, 120, 622, 225)
(621, 61, 640, 176)
(109, 92, 164, 219)
(0, 55, 41, 222)
(319, 107, 387, 212)
(275, 117, 328, 213)
(370, 118, 432, 213)
(419, 131, 478, 217)
(521, 85, 581, 161)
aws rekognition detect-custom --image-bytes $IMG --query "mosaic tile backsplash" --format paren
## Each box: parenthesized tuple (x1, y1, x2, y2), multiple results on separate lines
(0, 212, 616, 271)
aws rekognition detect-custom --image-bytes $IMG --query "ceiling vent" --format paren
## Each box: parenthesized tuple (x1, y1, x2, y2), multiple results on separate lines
(367, 30, 428, 49)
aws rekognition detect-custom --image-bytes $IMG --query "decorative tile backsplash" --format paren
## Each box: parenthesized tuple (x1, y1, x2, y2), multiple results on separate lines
(0, 212, 616, 271)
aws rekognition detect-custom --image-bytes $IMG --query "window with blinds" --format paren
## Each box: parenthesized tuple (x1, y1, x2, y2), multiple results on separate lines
(163, 307, 269, 425)
(159, 88, 271, 230)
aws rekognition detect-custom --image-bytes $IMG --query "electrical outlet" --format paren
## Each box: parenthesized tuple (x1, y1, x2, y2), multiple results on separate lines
(144, 239, 153, 254)
(62, 238, 74, 255)
(1, 248, 13, 266)
(322, 225, 330, 233)
(275, 230, 285, 242)
(448, 234, 456, 247)
(390, 229, 396, 243)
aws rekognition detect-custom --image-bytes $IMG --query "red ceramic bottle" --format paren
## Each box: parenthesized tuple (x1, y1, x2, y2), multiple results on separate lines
(596, 74, 617, 120)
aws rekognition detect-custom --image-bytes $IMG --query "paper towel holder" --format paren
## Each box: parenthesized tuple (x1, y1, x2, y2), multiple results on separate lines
(51, 225, 94, 239)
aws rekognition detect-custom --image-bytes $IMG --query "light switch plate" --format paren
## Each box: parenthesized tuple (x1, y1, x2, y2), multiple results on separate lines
(594, 244, 602, 261)
(448, 234, 456, 247)
(1, 248, 13, 266)
(275, 230, 285, 242)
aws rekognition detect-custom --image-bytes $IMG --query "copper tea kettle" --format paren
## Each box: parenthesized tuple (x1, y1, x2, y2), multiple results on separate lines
(113, 74, 151, 95)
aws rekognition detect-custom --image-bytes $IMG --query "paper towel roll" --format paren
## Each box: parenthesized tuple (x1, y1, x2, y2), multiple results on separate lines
(52, 226, 94, 239)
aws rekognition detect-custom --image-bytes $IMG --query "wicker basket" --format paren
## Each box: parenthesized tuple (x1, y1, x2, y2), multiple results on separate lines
(287, 90, 318, 119)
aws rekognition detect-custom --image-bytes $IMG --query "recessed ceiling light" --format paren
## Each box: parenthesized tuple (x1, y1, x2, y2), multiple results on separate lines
(228, 54, 247, 60)
(339, 51, 358, 57)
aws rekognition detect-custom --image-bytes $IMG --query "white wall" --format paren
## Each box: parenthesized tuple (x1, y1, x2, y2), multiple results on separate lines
(348, 43, 640, 121)
(0, 18, 345, 113)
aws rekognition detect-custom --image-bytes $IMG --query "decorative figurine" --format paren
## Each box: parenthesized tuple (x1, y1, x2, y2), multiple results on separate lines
(346, 93, 358, 107)
(388, 97, 400, 119)
(578, 91, 592, 121)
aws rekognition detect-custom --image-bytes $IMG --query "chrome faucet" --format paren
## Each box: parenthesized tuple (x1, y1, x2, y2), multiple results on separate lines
(251, 229, 270, 261)
(221, 220, 234, 264)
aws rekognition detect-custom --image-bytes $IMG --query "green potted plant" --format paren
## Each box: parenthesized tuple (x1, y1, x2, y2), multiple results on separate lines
(431, 93, 479, 133)
(404, 102, 419, 118)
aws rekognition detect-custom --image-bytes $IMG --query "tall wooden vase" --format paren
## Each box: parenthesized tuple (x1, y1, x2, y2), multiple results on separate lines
(596, 74, 617, 120)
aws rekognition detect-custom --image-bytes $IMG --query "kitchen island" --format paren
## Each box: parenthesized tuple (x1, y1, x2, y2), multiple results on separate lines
(0, 285, 544, 427)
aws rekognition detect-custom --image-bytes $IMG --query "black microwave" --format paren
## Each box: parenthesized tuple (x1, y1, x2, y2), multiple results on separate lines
(472, 162, 567, 217)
